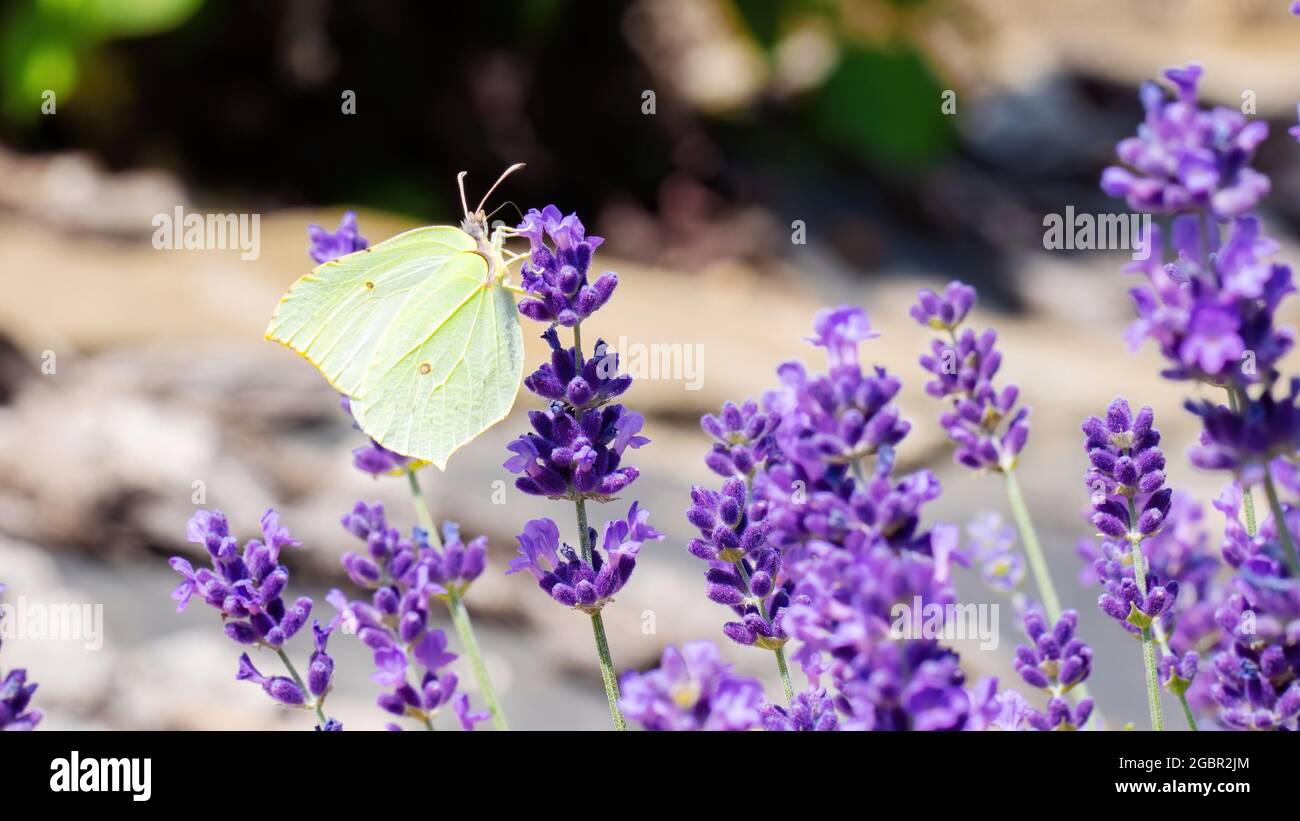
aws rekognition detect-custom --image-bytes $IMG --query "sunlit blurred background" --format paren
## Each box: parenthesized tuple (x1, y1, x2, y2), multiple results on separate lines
(3, 0, 1300, 729)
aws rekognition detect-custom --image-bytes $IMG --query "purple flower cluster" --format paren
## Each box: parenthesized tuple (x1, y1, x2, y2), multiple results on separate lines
(1082, 399, 1173, 541)
(1101, 65, 1269, 218)
(760, 686, 839, 731)
(172, 510, 313, 649)
(515, 205, 618, 327)
(1204, 485, 1300, 729)
(506, 504, 663, 612)
(1102, 62, 1300, 731)
(308, 210, 368, 264)
(171, 510, 338, 725)
(910, 280, 1029, 472)
(504, 205, 662, 625)
(686, 478, 791, 649)
(1013, 609, 1093, 695)
(330, 501, 488, 730)
(524, 328, 631, 411)
(0, 583, 41, 731)
(504, 403, 648, 499)
(705, 306, 1009, 731)
(700, 400, 781, 480)
(618, 641, 766, 731)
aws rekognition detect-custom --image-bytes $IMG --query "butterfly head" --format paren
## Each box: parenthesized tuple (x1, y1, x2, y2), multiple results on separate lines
(457, 163, 526, 242)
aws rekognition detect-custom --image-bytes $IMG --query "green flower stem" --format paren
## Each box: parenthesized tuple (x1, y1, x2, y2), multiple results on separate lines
(575, 493, 626, 729)
(1001, 467, 1064, 622)
(588, 610, 627, 730)
(1003, 465, 1098, 721)
(736, 559, 794, 704)
(275, 647, 328, 726)
(568, 321, 626, 729)
(406, 468, 436, 535)
(1262, 470, 1300, 577)
(406, 467, 510, 730)
(1226, 386, 1259, 536)
(446, 589, 510, 730)
(1126, 498, 1164, 732)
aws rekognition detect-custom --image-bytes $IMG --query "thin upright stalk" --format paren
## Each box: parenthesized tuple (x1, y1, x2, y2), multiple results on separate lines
(1262, 471, 1300, 577)
(569, 321, 626, 729)
(1127, 499, 1165, 731)
(406, 466, 510, 730)
(1226, 386, 1259, 536)
(1001, 467, 1064, 622)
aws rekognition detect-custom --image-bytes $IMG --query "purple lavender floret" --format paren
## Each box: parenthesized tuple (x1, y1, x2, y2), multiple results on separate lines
(1186, 379, 1300, 484)
(1099, 574, 1180, 635)
(1209, 642, 1300, 731)
(1100, 64, 1270, 218)
(331, 502, 491, 729)
(617, 641, 766, 731)
(1082, 399, 1172, 539)
(909, 280, 976, 331)
(308, 210, 369, 263)
(236, 653, 307, 706)
(1026, 696, 1095, 732)
(523, 327, 632, 410)
(967, 513, 1025, 596)
(339, 395, 410, 477)
(1124, 217, 1294, 385)
(339, 502, 487, 597)
(171, 509, 312, 649)
(0, 583, 41, 731)
(504, 403, 648, 500)
(767, 308, 909, 473)
(910, 282, 1029, 472)
(506, 504, 663, 612)
(1012, 609, 1093, 693)
(515, 205, 618, 327)
(760, 686, 839, 731)
(687, 479, 791, 649)
(700, 400, 781, 480)
(1159, 651, 1200, 697)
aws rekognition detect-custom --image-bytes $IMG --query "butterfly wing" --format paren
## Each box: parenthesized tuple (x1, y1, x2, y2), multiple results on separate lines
(265, 224, 524, 469)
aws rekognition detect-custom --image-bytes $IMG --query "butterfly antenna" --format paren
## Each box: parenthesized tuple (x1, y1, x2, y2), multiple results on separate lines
(476, 162, 527, 213)
(456, 171, 471, 218)
(485, 200, 524, 224)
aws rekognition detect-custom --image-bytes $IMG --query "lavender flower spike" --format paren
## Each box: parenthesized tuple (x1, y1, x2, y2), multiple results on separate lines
(1081, 399, 1172, 730)
(171, 510, 338, 728)
(506, 204, 645, 729)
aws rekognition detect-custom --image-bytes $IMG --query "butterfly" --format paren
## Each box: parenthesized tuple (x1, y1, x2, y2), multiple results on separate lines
(265, 165, 530, 470)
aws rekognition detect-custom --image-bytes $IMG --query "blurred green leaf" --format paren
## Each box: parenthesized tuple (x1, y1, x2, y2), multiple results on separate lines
(810, 42, 953, 171)
(2, 0, 203, 124)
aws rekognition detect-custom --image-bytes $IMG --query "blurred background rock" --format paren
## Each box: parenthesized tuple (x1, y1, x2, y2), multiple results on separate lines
(1, 0, 1298, 729)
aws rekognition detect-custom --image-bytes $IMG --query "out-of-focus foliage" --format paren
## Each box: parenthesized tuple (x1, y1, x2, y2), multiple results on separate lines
(728, 0, 954, 169)
(1, 0, 204, 122)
